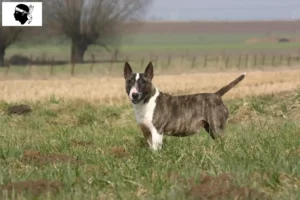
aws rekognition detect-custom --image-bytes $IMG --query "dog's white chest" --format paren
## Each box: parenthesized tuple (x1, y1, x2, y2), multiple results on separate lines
(133, 105, 153, 124)
(132, 88, 159, 125)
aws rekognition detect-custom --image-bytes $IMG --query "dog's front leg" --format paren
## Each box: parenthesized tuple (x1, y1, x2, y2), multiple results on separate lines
(150, 128, 163, 151)
(141, 121, 163, 151)
(140, 124, 153, 148)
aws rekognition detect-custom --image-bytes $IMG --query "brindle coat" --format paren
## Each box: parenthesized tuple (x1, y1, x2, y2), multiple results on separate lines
(124, 62, 245, 149)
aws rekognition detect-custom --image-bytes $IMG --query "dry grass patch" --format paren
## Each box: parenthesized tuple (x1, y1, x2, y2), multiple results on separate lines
(0, 68, 300, 104)
(21, 150, 83, 166)
(186, 173, 268, 200)
(70, 140, 94, 147)
(108, 146, 130, 157)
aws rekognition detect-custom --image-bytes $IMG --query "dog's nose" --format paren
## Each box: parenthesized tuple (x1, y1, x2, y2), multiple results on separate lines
(132, 93, 139, 100)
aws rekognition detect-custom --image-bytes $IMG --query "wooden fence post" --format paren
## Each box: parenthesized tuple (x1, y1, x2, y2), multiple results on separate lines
(225, 56, 230, 68)
(113, 50, 119, 61)
(180, 54, 185, 65)
(90, 54, 95, 73)
(245, 54, 249, 68)
(71, 58, 75, 76)
(287, 54, 291, 66)
(237, 54, 242, 68)
(271, 54, 276, 66)
(167, 55, 171, 67)
(50, 56, 54, 76)
(141, 57, 145, 67)
(217, 55, 221, 65)
(191, 56, 196, 68)
(28, 54, 33, 76)
(261, 54, 265, 66)
(203, 55, 208, 68)
(5, 62, 10, 76)
(253, 54, 257, 67)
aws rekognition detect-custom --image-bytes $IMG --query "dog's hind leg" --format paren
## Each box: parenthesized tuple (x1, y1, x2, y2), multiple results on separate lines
(201, 120, 216, 139)
(203, 123, 212, 138)
(210, 123, 226, 139)
(204, 121, 226, 139)
(205, 106, 228, 139)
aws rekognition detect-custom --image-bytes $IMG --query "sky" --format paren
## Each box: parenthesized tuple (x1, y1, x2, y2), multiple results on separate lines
(145, 0, 300, 21)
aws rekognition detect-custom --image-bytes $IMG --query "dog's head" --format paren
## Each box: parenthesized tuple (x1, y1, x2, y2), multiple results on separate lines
(123, 62, 154, 104)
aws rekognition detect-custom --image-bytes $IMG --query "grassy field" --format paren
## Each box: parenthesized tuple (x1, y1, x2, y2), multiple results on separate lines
(1, 20, 300, 199)
(0, 87, 300, 199)
(0, 66, 300, 199)
(6, 32, 300, 62)
(121, 33, 300, 51)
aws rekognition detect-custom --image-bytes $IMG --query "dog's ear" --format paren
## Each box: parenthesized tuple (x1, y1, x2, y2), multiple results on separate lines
(144, 62, 154, 80)
(124, 62, 132, 79)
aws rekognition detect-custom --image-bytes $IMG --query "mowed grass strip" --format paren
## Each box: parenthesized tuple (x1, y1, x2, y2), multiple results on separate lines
(0, 89, 300, 199)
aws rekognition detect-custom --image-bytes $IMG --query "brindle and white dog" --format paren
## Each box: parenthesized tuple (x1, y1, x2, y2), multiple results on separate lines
(124, 62, 245, 150)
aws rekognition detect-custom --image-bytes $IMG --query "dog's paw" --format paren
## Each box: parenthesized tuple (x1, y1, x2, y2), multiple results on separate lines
(152, 142, 163, 151)
(151, 133, 163, 151)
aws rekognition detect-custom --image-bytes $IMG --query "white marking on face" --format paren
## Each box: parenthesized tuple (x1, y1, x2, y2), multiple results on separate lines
(135, 73, 140, 80)
(129, 73, 140, 100)
(132, 87, 163, 150)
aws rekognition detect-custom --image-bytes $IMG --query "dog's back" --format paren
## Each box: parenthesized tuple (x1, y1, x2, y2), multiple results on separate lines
(152, 92, 228, 137)
(151, 74, 245, 138)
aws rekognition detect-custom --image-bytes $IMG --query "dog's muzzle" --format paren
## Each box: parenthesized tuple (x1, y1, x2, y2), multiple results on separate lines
(131, 92, 140, 104)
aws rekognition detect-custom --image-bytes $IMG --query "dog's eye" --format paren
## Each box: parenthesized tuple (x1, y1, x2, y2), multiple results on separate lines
(141, 79, 147, 83)
(127, 79, 133, 84)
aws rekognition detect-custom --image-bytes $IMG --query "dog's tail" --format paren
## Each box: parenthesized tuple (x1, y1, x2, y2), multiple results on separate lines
(215, 73, 246, 97)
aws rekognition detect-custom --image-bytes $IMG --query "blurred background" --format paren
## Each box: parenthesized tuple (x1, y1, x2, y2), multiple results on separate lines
(1, 0, 300, 77)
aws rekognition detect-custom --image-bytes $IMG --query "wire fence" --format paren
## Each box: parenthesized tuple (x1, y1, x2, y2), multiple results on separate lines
(2, 50, 300, 77)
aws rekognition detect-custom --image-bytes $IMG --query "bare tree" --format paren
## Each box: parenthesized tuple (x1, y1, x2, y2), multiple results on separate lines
(44, 0, 152, 63)
(0, 0, 31, 66)
(0, 28, 22, 66)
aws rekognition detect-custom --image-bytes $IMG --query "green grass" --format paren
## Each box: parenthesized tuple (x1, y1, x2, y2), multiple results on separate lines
(121, 33, 300, 51)
(5, 33, 300, 62)
(0, 90, 300, 199)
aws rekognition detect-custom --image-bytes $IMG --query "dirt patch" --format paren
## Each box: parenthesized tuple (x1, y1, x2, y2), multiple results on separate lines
(1, 180, 63, 197)
(7, 104, 32, 115)
(109, 147, 129, 157)
(185, 173, 268, 200)
(70, 140, 94, 147)
(166, 172, 181, 182)
(21, 150, 83, 165)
